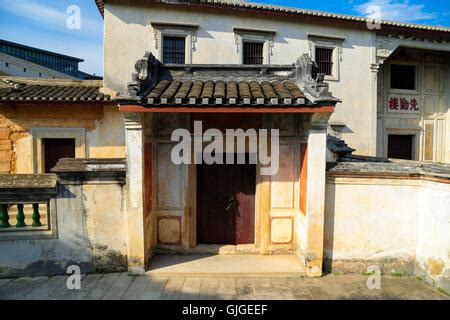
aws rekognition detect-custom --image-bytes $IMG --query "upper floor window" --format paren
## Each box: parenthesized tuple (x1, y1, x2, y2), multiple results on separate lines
(243, 41, 264, 65)
(315, 47, 334, 76)
(390, 64, 416, 90)
(308, 33, 345, 82)
(162, 36, 186, 64)
(234, 27, 275, 65)
(152, 21, 198, 65)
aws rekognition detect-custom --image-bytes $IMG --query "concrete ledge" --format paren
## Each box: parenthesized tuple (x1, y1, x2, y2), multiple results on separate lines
(0, 174, 58, 203)
(52, 158, 126, 185)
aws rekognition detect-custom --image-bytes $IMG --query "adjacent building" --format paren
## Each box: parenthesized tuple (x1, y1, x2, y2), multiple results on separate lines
(0, 0, 448, 294)
(0, 39, 101, 80)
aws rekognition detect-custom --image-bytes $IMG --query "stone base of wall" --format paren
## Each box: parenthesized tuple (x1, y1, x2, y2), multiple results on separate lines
(323, 258, 416, 276)
(0, 258, 94, 279)
(415, 261, 449, 294)
(93, 249, 128, 273)
(0, 255, 128, 279)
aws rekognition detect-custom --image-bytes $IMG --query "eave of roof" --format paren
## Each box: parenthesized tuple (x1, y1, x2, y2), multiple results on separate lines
(119, 104, 335, 114)
(0, 77, 112, 103)
(94, 0, 450, 34)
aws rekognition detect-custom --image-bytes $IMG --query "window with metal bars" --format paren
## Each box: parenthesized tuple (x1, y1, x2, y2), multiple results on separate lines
(243, 41, 264, 65)
(315, 47, 334, 76)
(162, 36, 186, 64)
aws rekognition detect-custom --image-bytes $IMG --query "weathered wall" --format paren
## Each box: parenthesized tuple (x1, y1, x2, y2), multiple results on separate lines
(325, 175, 450, 293)
(0, 104, 126, 174)
(415, 180, 450, 293)
(0, 180, 127, 277)
(83, 183, 128, 271)
(104, 1, 375, 156)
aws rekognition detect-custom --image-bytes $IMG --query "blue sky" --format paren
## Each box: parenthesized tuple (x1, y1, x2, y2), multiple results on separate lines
(0, 0, 449, 76)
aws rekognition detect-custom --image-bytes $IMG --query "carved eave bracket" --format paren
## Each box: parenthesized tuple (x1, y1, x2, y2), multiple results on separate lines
(376, 36, 400, 66)
(295, 54, 341, 104)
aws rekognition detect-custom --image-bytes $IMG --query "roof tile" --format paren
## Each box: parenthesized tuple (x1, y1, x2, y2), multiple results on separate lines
(145, 79, 309, 106)
(0, 78, 110, 103)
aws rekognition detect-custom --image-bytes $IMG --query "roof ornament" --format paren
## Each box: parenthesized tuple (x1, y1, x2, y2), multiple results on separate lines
(295, 53, 340, 103)
(0, 79, 27, 92)
(127, 52, 161, 98)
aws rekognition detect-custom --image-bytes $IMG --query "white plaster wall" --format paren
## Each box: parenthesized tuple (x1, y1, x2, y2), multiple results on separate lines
(324, 178, 420, 261)
(83, 183, 128, 269)
(325, 176, 450, 292)
(104, 1, 375, 155)
(415, 180, 450, 292)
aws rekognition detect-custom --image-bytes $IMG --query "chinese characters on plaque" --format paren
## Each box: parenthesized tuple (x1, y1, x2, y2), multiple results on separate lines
(388, 96, 419, 114)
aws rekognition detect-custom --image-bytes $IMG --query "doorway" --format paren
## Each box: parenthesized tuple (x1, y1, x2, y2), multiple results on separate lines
(43, 138, 75, 173)
(197, 157, 256, 245)
(387, 135, 414, 160)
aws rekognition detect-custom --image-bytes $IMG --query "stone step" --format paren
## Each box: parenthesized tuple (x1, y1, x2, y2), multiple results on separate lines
(146, 254, 306, 278)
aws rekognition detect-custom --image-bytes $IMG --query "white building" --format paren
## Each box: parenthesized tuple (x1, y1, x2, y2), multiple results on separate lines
(100, 0, 450, 163)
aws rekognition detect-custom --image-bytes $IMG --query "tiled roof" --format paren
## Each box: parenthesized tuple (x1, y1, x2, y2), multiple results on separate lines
(0, 77, 111, 102)
(145, 79, 307, 105)
(95, 0, 450, 34)
(327, 156, 450, 180)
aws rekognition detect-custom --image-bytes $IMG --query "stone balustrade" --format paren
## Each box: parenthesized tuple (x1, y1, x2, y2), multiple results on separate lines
(0, 174, 58, 231)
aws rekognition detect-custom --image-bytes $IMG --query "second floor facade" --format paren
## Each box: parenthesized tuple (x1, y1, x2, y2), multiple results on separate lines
(99, 0, 450, 161)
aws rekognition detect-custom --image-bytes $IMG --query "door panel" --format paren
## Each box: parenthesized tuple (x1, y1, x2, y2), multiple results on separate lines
(197, 158, 256, 245)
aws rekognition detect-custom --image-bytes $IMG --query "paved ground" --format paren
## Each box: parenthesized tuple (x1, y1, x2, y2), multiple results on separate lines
(147, 255, 305, 277)
(0, 273, 447, 300)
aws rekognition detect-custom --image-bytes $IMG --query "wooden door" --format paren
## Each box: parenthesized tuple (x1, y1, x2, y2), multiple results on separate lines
(388, 135, 413, 160)
(197, 159, 256, 245)
(43, 138, 76, 173)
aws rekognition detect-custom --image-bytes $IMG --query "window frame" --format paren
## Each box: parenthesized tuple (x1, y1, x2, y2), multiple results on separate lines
(29, 127, 86, 174)
(234, 29, 275, 65)
(308, 36, 344, 82)
(152, 22, 198, 65)
(388, 61, 420, 94)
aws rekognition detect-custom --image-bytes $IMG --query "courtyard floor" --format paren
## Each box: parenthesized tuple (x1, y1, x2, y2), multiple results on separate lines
(0, 273, 448, 300)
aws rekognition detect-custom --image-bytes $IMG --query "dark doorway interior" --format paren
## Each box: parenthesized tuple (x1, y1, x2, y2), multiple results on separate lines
(388, 135, 414, 160)
(197, 155, 256, 245)
(43, 138, 76, 173)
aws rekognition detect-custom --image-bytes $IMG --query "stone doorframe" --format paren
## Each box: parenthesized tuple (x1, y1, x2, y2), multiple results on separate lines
(123, 111, 332, 277)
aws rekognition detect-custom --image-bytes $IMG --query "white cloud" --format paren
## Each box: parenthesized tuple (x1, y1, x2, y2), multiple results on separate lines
(354, 0, 437, 23)
(1, 0, 102, 39)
